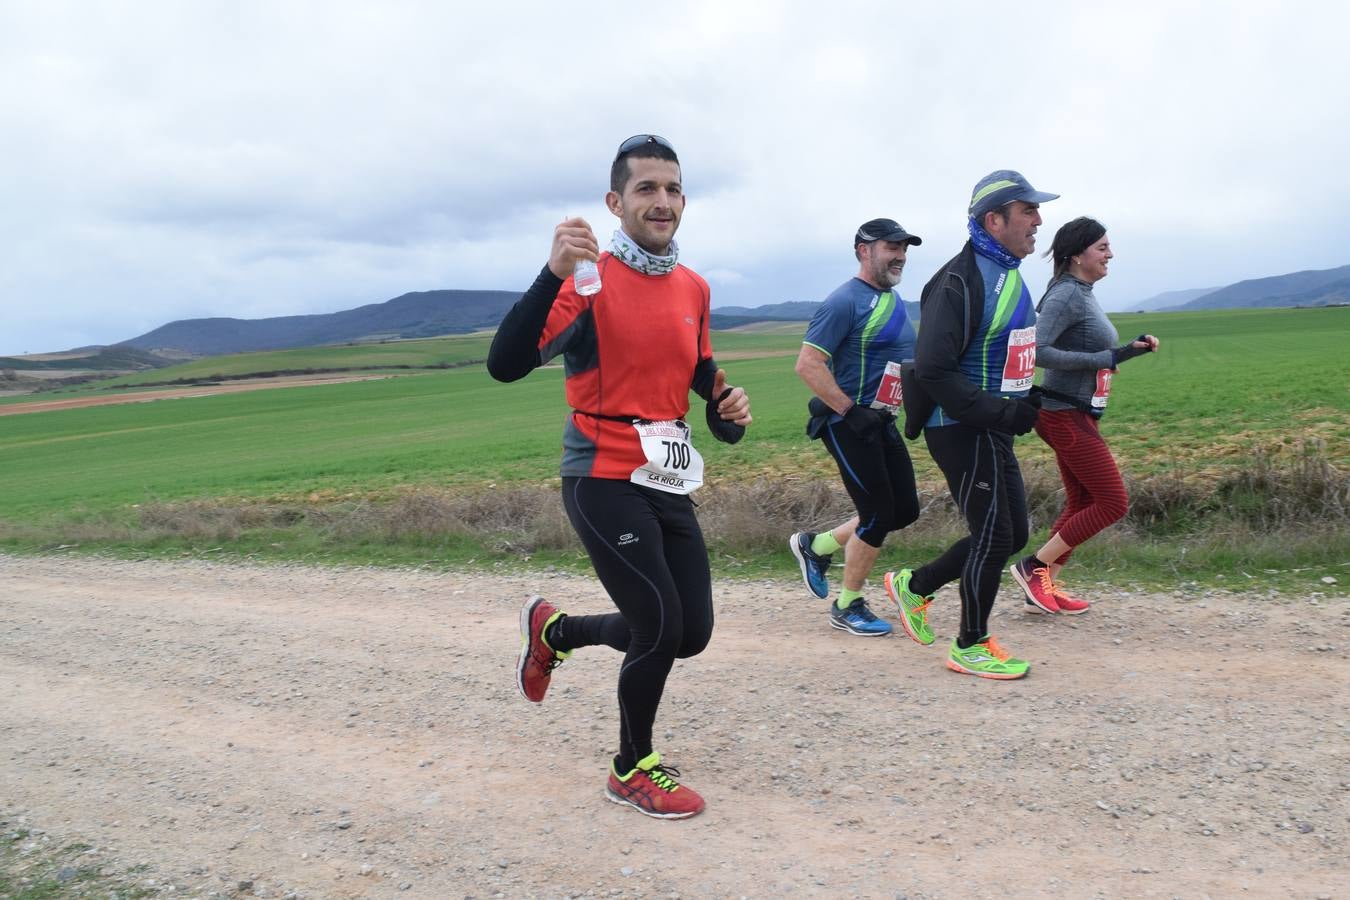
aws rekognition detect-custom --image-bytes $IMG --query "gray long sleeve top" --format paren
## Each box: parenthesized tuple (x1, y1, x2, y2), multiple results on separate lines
(1035, 274, 1146, 414)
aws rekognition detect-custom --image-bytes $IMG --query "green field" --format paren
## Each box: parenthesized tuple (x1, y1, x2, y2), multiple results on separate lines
(1, 307, 1346, 587)
(17, 332, 498, 395)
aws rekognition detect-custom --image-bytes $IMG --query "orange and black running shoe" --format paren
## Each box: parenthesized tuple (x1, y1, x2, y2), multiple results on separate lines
(605, 752, 705, 819)
(516, 596, 569, 702)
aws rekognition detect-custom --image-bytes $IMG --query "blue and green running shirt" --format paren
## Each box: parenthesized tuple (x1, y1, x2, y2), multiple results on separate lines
(927, 253, 1037, 428)
(803, 277, 917, 424)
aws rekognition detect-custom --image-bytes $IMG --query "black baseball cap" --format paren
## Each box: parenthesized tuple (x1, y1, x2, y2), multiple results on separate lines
(854, 218, 922, 247)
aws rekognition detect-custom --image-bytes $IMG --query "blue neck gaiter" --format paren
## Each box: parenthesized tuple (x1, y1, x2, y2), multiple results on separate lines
(968, 217, 1021, 269)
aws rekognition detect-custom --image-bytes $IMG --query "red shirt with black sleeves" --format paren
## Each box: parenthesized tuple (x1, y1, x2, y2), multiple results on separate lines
(534, 255, 713, 479)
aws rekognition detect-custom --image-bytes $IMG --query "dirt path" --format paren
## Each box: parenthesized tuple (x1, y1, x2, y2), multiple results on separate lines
(2, 554, 1346, 898)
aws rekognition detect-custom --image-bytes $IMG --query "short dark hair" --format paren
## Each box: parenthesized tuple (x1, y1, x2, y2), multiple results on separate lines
(981, 205, 1012, 231)
(1044, 216, 1107, 276)
(610, 142, 680, 193)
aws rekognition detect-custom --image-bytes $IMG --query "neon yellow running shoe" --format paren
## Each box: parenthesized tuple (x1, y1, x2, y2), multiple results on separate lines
(945, 635, 1030, 680)
(883, 569, 935, 646)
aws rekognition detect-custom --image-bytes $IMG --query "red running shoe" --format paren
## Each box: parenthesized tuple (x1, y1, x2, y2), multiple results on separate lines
(605, 752, 705, 819)
(1009, 559, 1061, 614)
(1051, 582, 1091, 615)
(516, 596, 568, 702)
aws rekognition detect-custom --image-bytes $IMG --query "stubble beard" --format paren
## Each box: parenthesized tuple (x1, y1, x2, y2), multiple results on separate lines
(874, 262, 902, 289)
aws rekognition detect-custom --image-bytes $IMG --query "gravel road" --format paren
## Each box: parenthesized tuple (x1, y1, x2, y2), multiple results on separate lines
(2, 553, 1346, 898)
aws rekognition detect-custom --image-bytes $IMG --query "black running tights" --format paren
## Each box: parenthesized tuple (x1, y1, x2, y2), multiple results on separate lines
(555, 476, 714, 772)
(912, 425, 1029, 646)
(820, 419, 921, 548)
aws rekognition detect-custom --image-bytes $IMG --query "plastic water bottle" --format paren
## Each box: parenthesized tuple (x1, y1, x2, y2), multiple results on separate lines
(573, 258, 602, 296)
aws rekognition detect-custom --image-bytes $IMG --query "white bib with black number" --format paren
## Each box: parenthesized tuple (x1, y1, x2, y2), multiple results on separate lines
(630, 419, 704, 495)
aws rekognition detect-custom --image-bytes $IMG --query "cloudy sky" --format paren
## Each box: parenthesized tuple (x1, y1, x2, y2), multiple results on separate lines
(2, 1, 1347, 356)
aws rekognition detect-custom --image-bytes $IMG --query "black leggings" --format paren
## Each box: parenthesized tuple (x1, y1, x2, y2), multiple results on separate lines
(911, 424, 1029, 646)
(554, 476, 714, 771)
(821, 419, 921, 547)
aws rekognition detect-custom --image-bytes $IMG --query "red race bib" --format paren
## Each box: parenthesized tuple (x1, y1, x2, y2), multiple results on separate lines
(1092, 368, 1114, 409)
(870, 361, 904, 412)
(1001, 327, 1036, 392)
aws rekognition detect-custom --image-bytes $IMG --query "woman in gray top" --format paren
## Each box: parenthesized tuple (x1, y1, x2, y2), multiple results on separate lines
(1008, 217, 1159, 614)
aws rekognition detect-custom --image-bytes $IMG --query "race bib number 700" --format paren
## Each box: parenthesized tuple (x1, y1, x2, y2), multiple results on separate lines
(630, 419, 705, 495)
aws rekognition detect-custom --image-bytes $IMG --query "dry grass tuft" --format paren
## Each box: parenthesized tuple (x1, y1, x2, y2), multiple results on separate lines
(1212, 441, 1348, 529)
(138, 501, 308, 540)
(5, 443, 1340, 559)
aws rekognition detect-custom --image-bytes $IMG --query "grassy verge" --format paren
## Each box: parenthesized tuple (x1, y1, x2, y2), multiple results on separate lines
(4, 458, 1346, 595)
(0, 825, 154, 900)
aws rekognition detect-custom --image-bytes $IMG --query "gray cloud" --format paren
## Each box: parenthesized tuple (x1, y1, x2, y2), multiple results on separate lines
(2, 0, 1348, 354)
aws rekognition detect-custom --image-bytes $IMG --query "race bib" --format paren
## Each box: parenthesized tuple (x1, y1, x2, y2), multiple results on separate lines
(870, 361, 905, 413)
(1092, 368, 1114, 409)
(630, 419, 704, 495)
(1001, 327, 1036, 393)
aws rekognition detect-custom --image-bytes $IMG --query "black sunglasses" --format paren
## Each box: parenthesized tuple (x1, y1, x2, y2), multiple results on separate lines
(613, 133, 675, 162)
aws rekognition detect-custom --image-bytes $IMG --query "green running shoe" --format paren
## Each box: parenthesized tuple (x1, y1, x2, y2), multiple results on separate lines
(883, 569, 935, 646)
(945, 635, 1030, 680)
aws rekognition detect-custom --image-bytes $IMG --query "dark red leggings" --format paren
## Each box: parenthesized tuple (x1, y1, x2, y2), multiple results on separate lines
(1034, 409, 1129, 563)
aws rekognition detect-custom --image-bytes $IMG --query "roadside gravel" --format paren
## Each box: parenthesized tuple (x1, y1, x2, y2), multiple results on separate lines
(2, 553, 1346, 898)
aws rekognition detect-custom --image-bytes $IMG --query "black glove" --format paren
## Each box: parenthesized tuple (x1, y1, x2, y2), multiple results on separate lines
(1025, 387, 1043, 409)
(1113, 336, 1151, 367)
(843, 404, 886, 441)
(1010, 398, 1040, 435)
(706, 388, 745, 444)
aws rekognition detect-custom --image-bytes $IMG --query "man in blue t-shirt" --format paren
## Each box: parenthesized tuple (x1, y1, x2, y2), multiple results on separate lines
(788, 218, 935, 644)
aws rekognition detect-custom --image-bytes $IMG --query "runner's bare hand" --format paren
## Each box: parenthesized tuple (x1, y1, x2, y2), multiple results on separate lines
(712, 368, 752, 426)
(548, 218, 600, 280)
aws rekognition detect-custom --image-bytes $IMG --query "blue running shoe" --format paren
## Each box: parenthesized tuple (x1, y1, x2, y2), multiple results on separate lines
(829, 597, 892, 636)
(789, 532, 831, 600)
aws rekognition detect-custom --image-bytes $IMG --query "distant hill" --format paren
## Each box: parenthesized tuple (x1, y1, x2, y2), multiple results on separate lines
(0, 346, 174, 372)
(119, 289, 520, 356)
(708, 313, 791, 330)
(113, 288, 921, 358)
(97, 262, 1344, 360)
(1163, 265, 1350, 311)
(713, 301, 823, 320)
(710, 297, 920, 331)
(1116, 286, 1219, 313)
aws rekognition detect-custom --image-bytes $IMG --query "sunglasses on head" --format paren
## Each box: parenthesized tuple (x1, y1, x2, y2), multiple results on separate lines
(614, 133, 675, 162)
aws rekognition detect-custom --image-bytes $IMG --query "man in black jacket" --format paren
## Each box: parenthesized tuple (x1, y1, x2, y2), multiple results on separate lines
(889, 169, 1058, 680)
